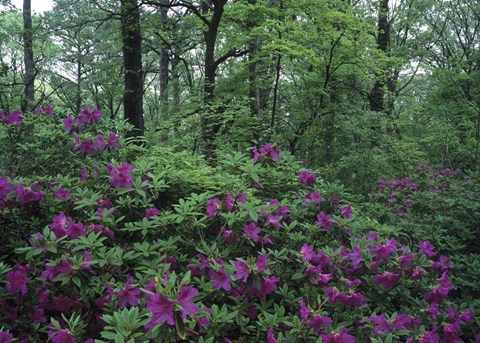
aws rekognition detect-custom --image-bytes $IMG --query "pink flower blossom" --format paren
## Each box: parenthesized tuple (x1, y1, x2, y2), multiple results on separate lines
(299, 171, 317, 185)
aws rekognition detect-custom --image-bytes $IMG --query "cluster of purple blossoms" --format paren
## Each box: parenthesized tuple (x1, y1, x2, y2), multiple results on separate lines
(206, 193, 247, 218)
(72, 133, 120, 155)
(0, 110, 23, 126)
(145, 285, 199, 330)
(106, 163, 134, 189)
(298, 171, 317, 185)
(252, 144, 282, 163)
(35, 105, 54, 117)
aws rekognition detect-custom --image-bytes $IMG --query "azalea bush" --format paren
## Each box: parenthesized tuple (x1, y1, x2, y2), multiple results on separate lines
(369, 164, 480, 300)
(0, 106, 479, 342)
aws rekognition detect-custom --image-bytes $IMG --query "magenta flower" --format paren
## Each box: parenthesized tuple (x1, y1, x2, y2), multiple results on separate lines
(243, 222, 261, 242)
(209, 268, 231, 291)
(371, 238, 397, 261)
(206, 198, 221, 217)
(299, 171, 317, 185)
(399, 252, 414, 267)
(176, 285, 199, 318)
(299, 300, 313, 320)
(252, 144, 282, 163)
(340, 205, 353, 218)
(308, 315, 332, 334)
(79, 104, 102, 124)
(63, 116, 75, 131)
(73, 138, 96, 155)
(373, 272, 400, 289)
(234, 261, 250, 282)
(419, 241, 436, 257)
(95, 136, 106, 150)
(41, 259, 73, 280)
(117, 283, 141, 308)
(0, 331, 13, 343)
(146, 292, 175, 326)
(5, 270, 28, 295)
(50, 213, 72, 238)
(301, 244, 316, 262)
(266, 328, 279, 343)
(1, 110, 23, 126)
(0, 177, 13, 198)
(250, 275, 280, 299)
(15, 185, 43, 204)
(146, 208, 161, 219)
(107, 133, 120, 149)
(66, 222, 86, 239)
(316, 211, 333, 229)
(49, 329, 76, 343)
(107, 163, 134, 189)
(44, 105, 54, 116)
(255, 253, 270, 272)
(54, 188, 71, 201)
(320, 327, 355, 343)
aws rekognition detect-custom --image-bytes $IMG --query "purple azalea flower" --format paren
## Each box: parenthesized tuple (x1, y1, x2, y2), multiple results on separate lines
(107, 133, 120, 149)
(399, 252, 414, 268)
(6, 270, 28, 295)
(117, 283, 141, 308)
(301, 244, 316, 262)
(0, 177, 13, 198)
(316, 211, 333, 230)
(298, 171, 317, 185)
(320, 327, 355, 343)
(243, 222, 261, 242)
(373, 272, 400, 289)
(256, 254, 270, 272)
(206, 198, 221, 217)
(107, 163, 134, 189)
(95, 136, 106, 150)
(54, 188, 71, 201)
(79, 105, 102, 124)
(176, 285, 199, 319)
(308, 315, 332, 334)
(146, 292, 175, 326)
(0, 331, 13, 343)
(63, 116, 75, 131)
(146, 208, 161, 219)
(340, 205, 353, 218)
(418, 241, 436, 257)
(44, 105, 54, 116)
(209, 268, 232, 291)
(50, 329, 76, 343)
(266, 328, 278, 343)
(234, 261, 250, 283)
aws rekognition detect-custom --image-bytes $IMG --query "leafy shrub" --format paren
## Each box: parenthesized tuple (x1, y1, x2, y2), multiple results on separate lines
(0, 107, 478, 342)
(368, 164, 480, 300)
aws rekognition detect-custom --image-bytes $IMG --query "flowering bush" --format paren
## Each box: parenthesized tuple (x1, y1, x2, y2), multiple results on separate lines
(0, 107, 478, 342)
(369, 164, 480, 300)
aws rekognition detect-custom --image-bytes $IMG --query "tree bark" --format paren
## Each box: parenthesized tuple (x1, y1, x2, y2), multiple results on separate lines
(369, 0, 389, 113)
(121, 0, 144, 137)
(22, 0, 35, 112)
(159, 0, 169, 118)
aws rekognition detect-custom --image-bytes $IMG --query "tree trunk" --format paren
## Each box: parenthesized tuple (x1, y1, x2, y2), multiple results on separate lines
(159, 0, 169, 119)
(202, 0, 227, 161)
(22, 0, 35, 112)
(121, 0, 144, 138)
(369, 0, 389, 112)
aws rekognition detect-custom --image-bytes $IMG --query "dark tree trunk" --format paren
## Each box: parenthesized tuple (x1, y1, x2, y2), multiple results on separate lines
(76, 44, 82, 114)
(121, 0, 144, 138)
(159, 0, 169, 118)
(202, 0, 228, 161)
(247, 0, 258, 116)
(369, 0, 390, 112)
(22, 0, 35, 112)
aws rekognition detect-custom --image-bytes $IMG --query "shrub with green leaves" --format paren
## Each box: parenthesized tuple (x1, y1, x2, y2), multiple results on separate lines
(0, 107, 478, 342)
